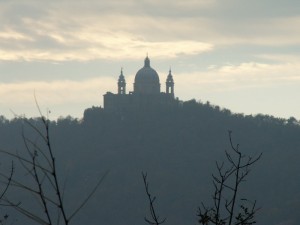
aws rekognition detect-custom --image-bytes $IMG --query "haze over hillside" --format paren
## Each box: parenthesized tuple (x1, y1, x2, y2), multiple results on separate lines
(0, 100, 299, 225)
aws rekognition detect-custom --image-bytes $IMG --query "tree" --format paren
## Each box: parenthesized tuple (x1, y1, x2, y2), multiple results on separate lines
(198, 131, 262, 225)
(0, 108, 107, 225)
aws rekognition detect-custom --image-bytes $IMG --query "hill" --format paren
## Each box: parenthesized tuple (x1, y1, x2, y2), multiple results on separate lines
(0, 100, 299, 225)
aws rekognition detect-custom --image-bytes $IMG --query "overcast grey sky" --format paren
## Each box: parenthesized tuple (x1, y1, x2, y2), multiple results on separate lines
(0, 0, 300, 119)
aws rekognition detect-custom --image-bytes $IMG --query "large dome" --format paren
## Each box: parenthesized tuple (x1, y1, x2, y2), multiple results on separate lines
(134, 57, 160, 94)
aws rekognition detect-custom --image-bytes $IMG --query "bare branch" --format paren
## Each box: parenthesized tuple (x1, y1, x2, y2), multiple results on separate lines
(0, 102, 107, 225)
(197, 131, 261, 225)
(2, 163, 13, 195)
(68, 170, 109, 221)
(142, 172, 166, 225)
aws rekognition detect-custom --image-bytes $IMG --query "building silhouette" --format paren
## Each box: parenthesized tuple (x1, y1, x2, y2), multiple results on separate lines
(103, 56, 178, 111)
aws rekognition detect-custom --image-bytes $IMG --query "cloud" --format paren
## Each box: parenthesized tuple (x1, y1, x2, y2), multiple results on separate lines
(257, 54, 300, 63)
(0, 1, 215, 62)
(0, 29, 33, 41)
(0, 78, 115, 104)
(1, 1, 299, 63)
(0, 39, 213, 62)
(0, 13, 213, 61)
(0, 77, 116, 118)
(173, 60, 300, 96)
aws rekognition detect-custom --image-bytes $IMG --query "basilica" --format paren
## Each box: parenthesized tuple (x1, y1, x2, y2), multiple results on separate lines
(103, 56, 178, 111)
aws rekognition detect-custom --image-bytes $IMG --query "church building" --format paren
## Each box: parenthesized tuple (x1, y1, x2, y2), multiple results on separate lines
(103, 56, 178, 111)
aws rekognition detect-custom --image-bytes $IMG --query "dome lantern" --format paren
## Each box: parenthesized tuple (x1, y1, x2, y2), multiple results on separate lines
(144, 56, 150, 67)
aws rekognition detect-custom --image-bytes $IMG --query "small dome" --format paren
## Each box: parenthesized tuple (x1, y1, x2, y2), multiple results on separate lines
(134, 57, 160, 94)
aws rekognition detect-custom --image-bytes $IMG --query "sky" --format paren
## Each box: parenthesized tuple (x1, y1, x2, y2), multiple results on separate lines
(0, 0, 300, 120)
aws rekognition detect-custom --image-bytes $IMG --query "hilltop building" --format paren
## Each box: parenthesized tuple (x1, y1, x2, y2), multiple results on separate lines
(103, 56, 178, 111)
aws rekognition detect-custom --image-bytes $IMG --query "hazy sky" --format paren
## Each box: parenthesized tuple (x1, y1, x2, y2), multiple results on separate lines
(0, 0, 300, 119)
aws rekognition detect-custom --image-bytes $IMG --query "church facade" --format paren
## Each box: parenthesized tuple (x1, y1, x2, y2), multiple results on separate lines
(103, 56, 178, 111)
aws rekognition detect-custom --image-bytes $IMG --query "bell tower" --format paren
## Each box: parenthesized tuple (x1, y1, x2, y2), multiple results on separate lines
(166, 69, 174, 97)
(118, 68, 126, 94)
